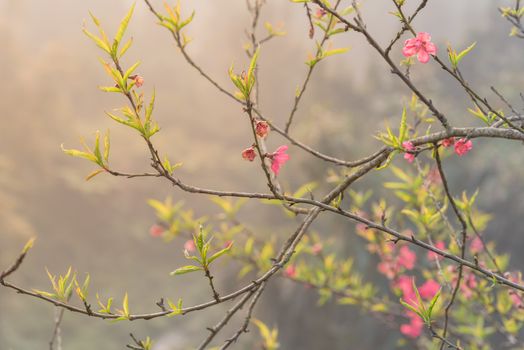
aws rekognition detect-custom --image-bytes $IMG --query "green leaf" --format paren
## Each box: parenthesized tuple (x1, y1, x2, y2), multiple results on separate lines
(103, 130, 110, 162)
(22, 237, 36, 254)
(122, 293, 129, 318)
(247, 46, 260, 86)
(208, 242, 233, 265)
(170, 265, 202, 276)
(83, 28, 111, 54)
(61, 144, 98, 163)
(398, 107, 407, 143)
(112, 3, 136, 56)
(456, 42, 476, 64)
(145, 90, 156, 124)
(99, 86, 122, 93)
(119, 37, 133, 58)
(85, 169, 105, 181)
(376, 150, 397, 170)
(124, 61, 141, 82)
(93, 131, 102, 164)
(322, 47, 350, 58)
(293, 182, 318, 198)
(167, 298, 183, 317)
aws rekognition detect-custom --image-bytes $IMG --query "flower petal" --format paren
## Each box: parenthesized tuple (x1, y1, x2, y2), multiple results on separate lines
(417, 49, 430, 63)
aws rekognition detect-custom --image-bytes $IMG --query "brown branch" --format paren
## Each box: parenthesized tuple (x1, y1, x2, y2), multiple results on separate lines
(312, 0, 452, 131)
(285, 0, 342, 134)
(219, 282, 266, 350)
(434, 145, 467, 350)
(49, 308, 65, 350)
(196, 283, 258, 350)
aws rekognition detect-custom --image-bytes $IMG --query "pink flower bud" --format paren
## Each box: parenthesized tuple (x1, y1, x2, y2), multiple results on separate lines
(440, 137, 455, 147)
(255, 120, 270, 138)
(311, 243, 323, 255)
(284, 265, 297, 278)
(149, 224, 165, 237)
(129, 75, 144, 88)
(402, 141, 416, 163)
(184, 239, 196, 253)
(454, 138, 473, 156)
(315, 8, 327, 18)
(241, 147, 257, 161)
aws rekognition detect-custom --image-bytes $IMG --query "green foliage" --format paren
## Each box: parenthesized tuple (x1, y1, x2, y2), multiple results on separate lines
(467, 106, 501, 126)
(158, 1, 195, 47)
(33, 267, 76, 302)
(252, 319, 280, 350)
(229, 46, 260, 100)
(447, 42, 476, 70)
(400, 279, 441, 325)
(306, 45, 350, 67)
(96, 294, 114, 314)
(171, 226, 233, 277)
(62, 130, 111, 180)
(166, 298, 184, 317)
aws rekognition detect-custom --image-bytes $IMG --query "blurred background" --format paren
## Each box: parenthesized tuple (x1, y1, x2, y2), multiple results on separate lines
(1, 0, 523, 349)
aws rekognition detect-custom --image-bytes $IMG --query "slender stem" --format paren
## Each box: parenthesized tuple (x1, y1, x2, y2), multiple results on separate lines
(434, 146, 467, 350)
(49, 308, 65, 350)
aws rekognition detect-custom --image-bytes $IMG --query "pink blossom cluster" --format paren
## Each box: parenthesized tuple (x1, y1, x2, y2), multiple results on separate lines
(241, 120, 290, 175)
(377, 243, 417, 279)
(440, 137, 473, 156)
(403, 137, 473, 164)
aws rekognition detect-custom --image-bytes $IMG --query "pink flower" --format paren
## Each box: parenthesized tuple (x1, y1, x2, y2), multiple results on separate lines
(454, 138, 472, 156)
(184, 239, 196, 253)
(509, 291, 523, 309)
(241, 146, 257, 161)
(315, 8, 327, 18)
(129, 75, 144, 87)
(440, 137, 455, 148)
(427, 241, 445, 261)
(378, 260, 397, 279)
(402, 141, 415, 151)
(284, 265, 297, 278)
(311, 243, 323, 255)
(425, 166, 442, 186)
(402, 32, 437, 64)
(419, 279, 440, 300)
(402, 141, 416, 163)
(505, 272, 523, 308)
(470, 237, 484, 254)
(255, 120, 270, 138)
(400, 312, 424, 338)
(460, 273, 477, 299)
(398, 246, 416, 270)
(223, 240, 234, 249)
(404, 153, 415, 163)
(149, 224, 165, 237)
(269, 145, 290, 175)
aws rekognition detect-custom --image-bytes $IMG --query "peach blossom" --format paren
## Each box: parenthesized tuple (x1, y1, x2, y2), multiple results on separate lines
(242, 147, 257, 161)
(269, 145, 290, 175)
(454, 138, 473, 156)
(402, 32, 437, 64)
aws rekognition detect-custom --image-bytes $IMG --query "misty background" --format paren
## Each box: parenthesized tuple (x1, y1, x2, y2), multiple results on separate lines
(1, 0, 523, 349)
